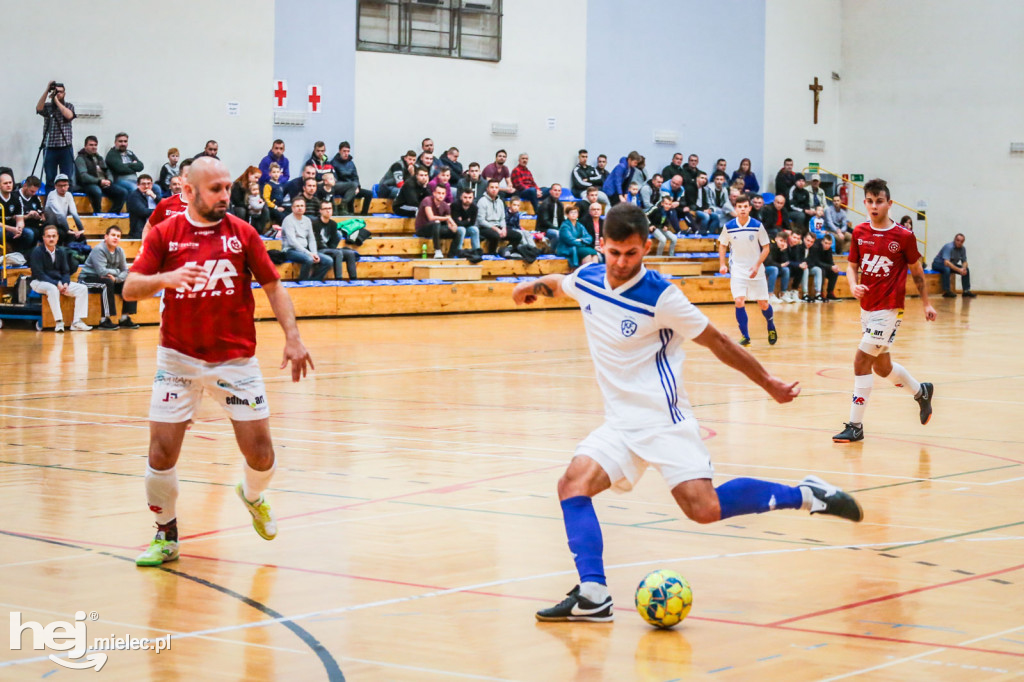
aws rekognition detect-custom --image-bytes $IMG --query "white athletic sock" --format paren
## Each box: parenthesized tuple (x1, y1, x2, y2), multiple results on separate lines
(579, 581, 609, 603)
(243, 461, 276, 503)
(886, 362, 921, 397)
(849, 374, 874, 425)
(145, 465, 179, 525)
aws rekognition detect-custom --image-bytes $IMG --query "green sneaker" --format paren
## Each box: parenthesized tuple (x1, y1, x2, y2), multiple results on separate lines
(738, 336, 751, 347)
(768, 329, 778, 345)
(235, 482, 277, 540)
(135, 531, 179, 567)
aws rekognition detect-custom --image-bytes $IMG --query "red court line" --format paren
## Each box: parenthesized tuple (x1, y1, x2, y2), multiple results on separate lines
(178, 463, 564, 541)
(691, 615, 1024, 659)
(769, 561, 1024, 626)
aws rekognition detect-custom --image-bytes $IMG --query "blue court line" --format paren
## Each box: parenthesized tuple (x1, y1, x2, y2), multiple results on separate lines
(861, 620, 966, 634)
(756, 654, 782, 662)
(708, 666, 733, 673)
(41, 671, 57, 679)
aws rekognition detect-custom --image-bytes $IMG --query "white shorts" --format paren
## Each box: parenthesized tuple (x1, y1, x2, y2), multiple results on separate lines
(575, 420, 714, 492)
(730, 276, 769, 301)
(149, 347, 270, 423)
(859, 308, 903, 353)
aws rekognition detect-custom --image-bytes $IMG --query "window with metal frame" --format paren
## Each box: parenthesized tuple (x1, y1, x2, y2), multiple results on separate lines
(357, 0, 502, 62)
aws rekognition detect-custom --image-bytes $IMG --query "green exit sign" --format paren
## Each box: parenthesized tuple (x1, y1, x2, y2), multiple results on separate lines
(808, 163, 820, 171)
(851, 173, 864, 182)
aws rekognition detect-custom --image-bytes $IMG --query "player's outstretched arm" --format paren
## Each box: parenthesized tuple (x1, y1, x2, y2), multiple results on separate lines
(909, 260, 937, 321)
(692, 323, 800, 404)
(122, 265, 209, 301)
(261, 280, 314, 382)
(512, 274, 565, 305)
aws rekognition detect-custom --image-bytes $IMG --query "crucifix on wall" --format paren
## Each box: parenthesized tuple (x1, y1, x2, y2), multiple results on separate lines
(809, 76, 823, 124)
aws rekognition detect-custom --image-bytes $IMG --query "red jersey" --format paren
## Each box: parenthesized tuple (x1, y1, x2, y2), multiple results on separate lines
(149, 193, 188, 226)
(131, 211, 280, 362)
(848, 221, 921, 312)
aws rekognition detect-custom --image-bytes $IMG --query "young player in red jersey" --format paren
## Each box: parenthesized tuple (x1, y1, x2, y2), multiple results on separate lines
(123, 157, 314, 566)
(833, 178, 936, 443)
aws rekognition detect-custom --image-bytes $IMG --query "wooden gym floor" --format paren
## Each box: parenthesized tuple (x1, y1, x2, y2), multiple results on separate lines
(0, 296, 1022, 681)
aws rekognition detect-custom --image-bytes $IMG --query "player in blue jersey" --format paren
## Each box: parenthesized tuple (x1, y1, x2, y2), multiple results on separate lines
(512, 203, 862, 623)
(718, 194, 777, 346)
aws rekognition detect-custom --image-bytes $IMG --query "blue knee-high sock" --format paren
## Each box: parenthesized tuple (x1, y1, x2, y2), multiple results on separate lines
(715, 478, 803, 519)
(761, 305, 776, 332)
(561, 496, 606, 585)
(735, 307, 749, 338)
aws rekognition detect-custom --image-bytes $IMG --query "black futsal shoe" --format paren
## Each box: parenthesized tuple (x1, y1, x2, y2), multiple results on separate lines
(915, 382, 934, 425)
(800, 475, 864, 522)
(535, 585, 614, 623)
(832, 422, 864, 443)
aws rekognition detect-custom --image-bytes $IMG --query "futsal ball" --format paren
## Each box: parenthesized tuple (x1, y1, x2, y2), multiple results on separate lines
(635, 569, 693, 629)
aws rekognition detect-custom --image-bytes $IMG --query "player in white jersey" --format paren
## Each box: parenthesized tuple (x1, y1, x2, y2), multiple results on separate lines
(513, 204, 862, 623)
(718, 193, 776, 346)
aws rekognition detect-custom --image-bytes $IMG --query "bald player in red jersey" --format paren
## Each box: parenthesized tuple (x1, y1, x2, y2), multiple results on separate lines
(124, 157, 314, 566)
(833, 178, 937, 443)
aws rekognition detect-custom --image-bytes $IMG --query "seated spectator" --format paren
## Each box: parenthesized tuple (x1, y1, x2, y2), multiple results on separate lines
(157, 147, 180, 196)
(633, 155, 649, 187)
(711, 158, 729, 182)
(283, 164, 317, 202)
(686, 172, 719, 235)
(415, 183, 465, 259)
(586, 201, 605, 243)
(807, 174, 827, 212)
(320, 172, 340, 214)
(245, 181, 269, 232)
(44, 174, 87, 244)
(438, 147, 464, 179)
(625, 182, 642, 206)
(899, 215, 914, 231)
(730, 158, 760, 194)
(0, 172, 34, 256)
(639, 174, 663, 211)
(681, 154, 703, 189)
(106, 132, 155, 197)
(262, 162, 287, 226)
(450, 188, 483, 262)
(797, 232, 820, 302)
(503, 196, 535, 255)
(602, 152, 640, 205)
(781, 230, 804, 302)
(427, 166, 455, 204)
(16, 176, 45, 234)
(764, 231, 788, 304)
(29, 225, 91, 332)
(297, 177, 325, 218)
(647, 194, 680, 257)
(749, 193, 765, 222)
(141, 160, 191, 240)
(393, 167, 430, 217)
(576, 187, 603, 241)
(761, 194, 791, 237)
(594, 155, 610, 189)
(483, 150, 512, 198)
(307, 141, 332, 181)
(824, 194, 852, 251)
(535, 183, 565, 246)
(259, 139, 290, 185)
(379, 150, 417, 200)
(476, 179, 510, 255)
(456, 162, 485, 200)
(708, 173, 735, 223)
(511, 153, 543, 209)
(775, 158, 796, 204)
(330, 141, 372, 215)
(416, 137, 435, 167)
(125, 174, 159, 240)
(571, 149, 606, 202)
(76, 136, 128, 212)
(312, 200, 359, 280)
(281, 197, 331, 281)
(659, 174, 691, 231)
(809, 233, 841, 301)
(932, 233, 976, 298)
(808, 205, 828, 246)
(230, 166, 263, 218)
(661, 152, 685, 183)
(78, 225, 138, 329)
(194, 139, 219, 160)
(556, 205, 599, 269)
(786, 174, 813, 232)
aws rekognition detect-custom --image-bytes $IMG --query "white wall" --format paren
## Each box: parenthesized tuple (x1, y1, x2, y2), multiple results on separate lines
(0, 0, 273, 183)
(353, 0, 587, 190)
(838, 0, 1024, 291)
(763, 0, 843, 190)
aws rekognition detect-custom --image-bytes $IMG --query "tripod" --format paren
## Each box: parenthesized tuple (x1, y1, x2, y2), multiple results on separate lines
(29, 102, 53, 182)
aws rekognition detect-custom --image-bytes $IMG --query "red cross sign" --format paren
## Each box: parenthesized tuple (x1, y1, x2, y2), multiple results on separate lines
(273, 80, 287, 108)
(307, 84, 322, 114)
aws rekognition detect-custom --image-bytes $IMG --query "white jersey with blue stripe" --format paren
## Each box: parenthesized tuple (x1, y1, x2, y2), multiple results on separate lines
(719, 217, 770, 280)
(561, 263, 710, 429)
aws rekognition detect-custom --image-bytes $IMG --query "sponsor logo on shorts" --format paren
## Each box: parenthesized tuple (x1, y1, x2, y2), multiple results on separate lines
(154, 370, 192, 387)
(225, 395, 266, 409)
(584, 304, 592, 315)
(621, 319, 638, 337)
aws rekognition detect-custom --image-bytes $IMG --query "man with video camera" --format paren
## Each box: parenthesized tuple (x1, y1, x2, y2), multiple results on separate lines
(35, 80, 77, 191)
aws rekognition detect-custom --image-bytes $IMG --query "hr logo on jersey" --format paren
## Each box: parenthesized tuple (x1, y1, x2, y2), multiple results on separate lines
(860, 254, 893, 276)
(175, 259, 238, 298)
(621, 319, 638, 337)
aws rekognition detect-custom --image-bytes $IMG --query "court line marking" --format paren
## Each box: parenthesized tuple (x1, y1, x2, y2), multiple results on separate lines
(334, 657, 516, 681)
(0, 552, 99, 569)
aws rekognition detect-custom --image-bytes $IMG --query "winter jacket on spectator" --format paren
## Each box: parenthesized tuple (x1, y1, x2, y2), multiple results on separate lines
(761, 204, 791, 235)
(685, 183, 712, 212)
(788, 185, 811, 212)
(807, 242, 835, 270)
(535, 195, 565, 234)
(379, 159, 411, 194)
(775, 168, 796, 203)
(602, 157, 635, 198)
(75, 150, 112, 188)
(259, 150, 290, 184)
(661, 162, 685, 182)
(307, 153, 332, 181)
(730, 170, 760, 193)
(456, 177, 485, 200)
(331, 153, 360, 184)
(438, 155, 464, 179)
(105, 148, 144, 183)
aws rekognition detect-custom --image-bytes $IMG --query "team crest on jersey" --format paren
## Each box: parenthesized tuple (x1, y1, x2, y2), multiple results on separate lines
(748, 234, 755, 241)
(225, 236, 243, 254)
(621, 319, 638, 337)
(888, 241, 900, 253)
